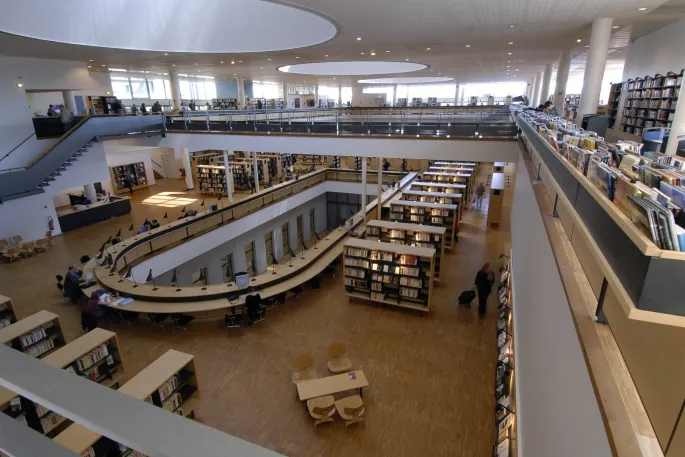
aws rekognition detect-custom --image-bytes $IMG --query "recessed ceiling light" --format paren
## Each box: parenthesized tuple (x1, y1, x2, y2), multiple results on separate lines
(17, 83, 23, 88)
(172, 64, 176, 67)
(509, 25, 515, 28)
(466, 44, 471, 48)
(507, 52, 512, 55)
(584, 45, 589, 48)
(385, 50, 390, 53)
(220, 61, 224, 64)
(239, 60, 242, 63)
(194, 63, 198, 65)
(613, 25, 619, 29)
(360, 52, 365, 55)
(87, 65, 91, 68)
(333, 77, 336, 80)
(639, 7, 647, 11)
(231, 61, 235, 64)
(164, 53, 168, 56)
(324, 54, 329, 57)
(101, 64, 105, 67)
(577, 38, 582, 43)
(426, 47, 431, 51)
(370, 52, 376, 56)
(515, 69, 518, 71)
(268, 58, 272, 61)
(438, 72, 441, 75)
(405, 58, 409, 61)
(151, 65, 156, 68)
(295, 56, 299, 59)
(508, 42, 514, 45)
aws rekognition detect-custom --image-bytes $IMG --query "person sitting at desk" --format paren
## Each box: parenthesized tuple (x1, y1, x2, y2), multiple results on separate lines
(137, 221, 152, 234)
(64, 264, 84, 304)
(244, 287, 264, 324)
(47, 104, 57, 116)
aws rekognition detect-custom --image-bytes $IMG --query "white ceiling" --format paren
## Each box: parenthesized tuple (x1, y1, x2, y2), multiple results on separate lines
(1, 0, 684, 85)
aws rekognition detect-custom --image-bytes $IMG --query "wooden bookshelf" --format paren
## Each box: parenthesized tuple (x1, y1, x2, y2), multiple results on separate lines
(401, 189, 463, 218)
(343, 238, 435, 312)
(410, 181, 466, 196)
(607, 82, 623, 129)
(388, 200, 459, 248)
(230, 159, 269, 189)
(0, 310, 64, 359)
(423, 171, 474, 201)
(54, 349, 199, 457)
(365, 220, 446, 283)
(109, 162, 149, 192)
(621, 70, 683, 136)
(428, 166, 475, 173)
(0, 295, 17, 329)
(195, 165, 235, 196)
(433, 161, 477, 167)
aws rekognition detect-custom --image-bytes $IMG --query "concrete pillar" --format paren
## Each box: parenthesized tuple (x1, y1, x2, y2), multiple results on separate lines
(361, 158, 367, 219)
(532, 72, 543, 107)
(237, 78, 246, 109)
(314, 85, 319, 108)
(181, 148, 193, 190)
(62, 90, 77, 115)
(252, 151, 260, 192)
(377, 157, 383, 219)
(84, 183, 97, 202)
(578, 18, 613, 120)
(351, 84, 363, 107)
(454, 83, 460, 106)
(337, 85, 342, 107)
(554, 50, 572, 115)
(282, 82, 288, 107)
(540, 63, 553, 106)
(169, 72, 181, 110)
(223, 150, 233, 202)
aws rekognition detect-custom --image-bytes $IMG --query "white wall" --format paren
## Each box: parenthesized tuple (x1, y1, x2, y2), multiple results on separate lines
(103, 147, 156, 190)
(149, 148, 182, 179)
(623, 17, 685, 80)
(26, 92, 66, 116)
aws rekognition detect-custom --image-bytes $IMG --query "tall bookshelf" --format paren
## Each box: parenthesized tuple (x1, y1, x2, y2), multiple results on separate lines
(621, 70, 683, 136)
(495, 256, 515, 457)
(433, 161, 477, 167)
(388, 200, 459, 248)
(422, 171, 474, 202)
(55, 349, 199, 457)
(230, 159, 269, 189)
(343, 238, 435, 312)
(195, 165, 235, 196)
(110, 162, 148, 192)
(607, 82, 623, 129)
(0, 328, 125, 438)
(365, 220, 446, 283)
(410, 181, 466, 195)
(0, 295, 17, 329)
(401, 189, 463, 218)
(0, 310, 64, 359)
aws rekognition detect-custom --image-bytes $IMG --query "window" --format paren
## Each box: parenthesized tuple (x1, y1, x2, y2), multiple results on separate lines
(179, 80, 192, 99)
(164, 80, 172, 99)
(265, 231, 274, 267)
(341, 86, 352, 106)
(281, 223, 289, 256)
(296, 214, 304, 251)
(362, 86, 394, 106)
(130, 78, 149, 98)
(253, 81, 282, 99)
(318, 85, 339, 105)
(148, 78, 167, 99)
(108, 71, 173, 101)
(245, 241, 255, 276)
(309, 208, 316, 239)
(222, 253, 234, 283)
(111, 77, 132, 99)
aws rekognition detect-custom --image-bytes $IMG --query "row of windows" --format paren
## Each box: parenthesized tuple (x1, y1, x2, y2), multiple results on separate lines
(110, 74, 217, 100)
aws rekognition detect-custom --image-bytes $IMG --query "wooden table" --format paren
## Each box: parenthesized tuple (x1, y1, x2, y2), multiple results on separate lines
(296, 370, 369, 401)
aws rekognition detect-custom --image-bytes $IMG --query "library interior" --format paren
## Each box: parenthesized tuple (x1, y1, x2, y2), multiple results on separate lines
(2, 1, 685, 457)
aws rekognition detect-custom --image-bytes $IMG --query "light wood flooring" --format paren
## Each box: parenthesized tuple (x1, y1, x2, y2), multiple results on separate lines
(0, 167, 513, 457)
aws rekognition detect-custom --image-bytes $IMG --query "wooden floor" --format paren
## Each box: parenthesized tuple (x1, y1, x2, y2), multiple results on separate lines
(0, 167, 513, 457)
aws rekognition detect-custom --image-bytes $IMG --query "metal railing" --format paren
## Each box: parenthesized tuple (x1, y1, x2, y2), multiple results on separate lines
(164, 106, 518, 139)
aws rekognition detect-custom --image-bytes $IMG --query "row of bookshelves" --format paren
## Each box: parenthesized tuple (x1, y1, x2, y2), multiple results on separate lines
(388, 200, 459, 248)
(343, 239, 435, 312)
(494, 256, 514, 456)
(401, 189, 464, 218)
(0, 295, 17, 329)
(364, 220, 446, 282)
(0, 310, 64, 359)
(110, 162, 148, 191)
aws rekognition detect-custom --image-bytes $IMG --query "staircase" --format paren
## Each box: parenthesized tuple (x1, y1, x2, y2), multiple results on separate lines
(0, 115, 165, 203)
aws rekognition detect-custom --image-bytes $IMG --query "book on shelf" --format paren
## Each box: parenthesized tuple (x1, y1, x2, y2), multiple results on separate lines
(345, 268, 366, 278)
(346, 247, 368, 257)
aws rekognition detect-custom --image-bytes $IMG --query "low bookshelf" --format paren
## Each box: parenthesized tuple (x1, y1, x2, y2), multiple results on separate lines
(401, 189, 463, 218)
(422, 171, 474, 201)
(365, 220, 446, 283)
(429, 166, 475, 173)
(343, 238, 435, 313)
(388, 200, 459, 248)
(433, 161, 477, 167)
(0, 310, 64, 359)
(55, 349, 199, 457)
(195, 165, 235, 196)
(0, 295, 17, 329)
(409, 181, 466, 196)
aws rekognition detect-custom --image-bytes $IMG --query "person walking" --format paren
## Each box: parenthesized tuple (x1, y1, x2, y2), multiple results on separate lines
(474, 263, 494, 316)
(248, 172, 256, 194)
(473, 182, 486, 208)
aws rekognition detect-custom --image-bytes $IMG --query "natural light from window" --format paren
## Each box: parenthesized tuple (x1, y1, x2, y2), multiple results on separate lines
(142, 192, 198, 208)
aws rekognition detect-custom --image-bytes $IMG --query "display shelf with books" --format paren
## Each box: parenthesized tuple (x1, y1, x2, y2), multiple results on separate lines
(422, 171, 474, 201)
(607, 82, 623, 129)
(401, 190, 464, 218)
(257, 154, 284, 181)
(54, 349, 199, 457)
(109, 162, 149, 192)
(343, 238, 435, 312)
(364, 220, 446, 282)
(0, 310, 64, 359)
(0, 295, 17, 329)
(211, 98, 238, 110)
(621, 70, 683, 136)
(495, 254, 515, 457)
(432, 161, 478, 167)
(195, 165, 235, 196)
(428, 165, 475, 173)
(230, 159, 269, 189)
(388, 200, 459, 248)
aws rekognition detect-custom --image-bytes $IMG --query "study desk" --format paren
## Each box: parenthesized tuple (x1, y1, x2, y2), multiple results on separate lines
(296, 370, 369, 401)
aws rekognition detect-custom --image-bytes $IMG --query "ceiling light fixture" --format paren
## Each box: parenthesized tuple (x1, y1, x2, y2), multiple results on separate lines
(639, 7, 647, 11)
(509, 25, 515, 28)
(164, 53, 168, 56)
(466, 44, 471, 48)
(371, 52, 376, 56)
(385, 50, 390, 53)
(220, 61, 224, 64)
(295, 56, 300, 59)
(231, 61, 235, 64)
(172, 64, 176, 67)
(405, 58, 409, 61)
(17, 83, 23, 88)
(87, 65, 91, 68)
(507, 52, 512, 55)
(357, 37, 362, 41)
(577, 38, 582, 43)
(324, 54, 329, 57)
(88, 59, 93, 62)
(360, 52, 365, 55)
(613, 25, 619, 29)
(239, 60, 242, 63)
(101, 64, 105, 67)
(426, 47, 431, 51)
(508, 42, 514, 45)
(268, 58, 272, 61)
(194, 63, 198, 65)
(585, 45, 589, 48)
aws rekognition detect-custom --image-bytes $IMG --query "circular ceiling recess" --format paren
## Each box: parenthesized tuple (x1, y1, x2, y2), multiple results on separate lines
(358, 77, 455, 84)
(0, 0, 337, 53)
(278, 61, 427, 76)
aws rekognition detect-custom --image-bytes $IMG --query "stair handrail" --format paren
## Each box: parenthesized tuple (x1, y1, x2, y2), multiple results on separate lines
(0, 131, 36, 165)
(24, 115, 91, 169)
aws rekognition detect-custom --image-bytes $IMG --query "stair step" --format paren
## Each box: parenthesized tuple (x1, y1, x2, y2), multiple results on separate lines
(73, 152, 83, 157)
(78, 147, 87, 152)
(57, 166, 67, 172)
(45, 176, 56, 182)
(51, 172, 61, 177)
(63, 162, 73, 167)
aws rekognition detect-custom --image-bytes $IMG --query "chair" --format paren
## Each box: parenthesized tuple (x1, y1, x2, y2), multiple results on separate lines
(327, 343, 353, 374)
(45, 231, 53, 245)
(119, 311, 140, 328)
(0, 239, 8, 253)
(335, 395, 365, 429)
(171, 314, 194, 333)
(34, 239, 47, 254)
(2, 247, 21, 263)
(147, 313, 167, 331)
(292, 354, 318, 384)
(225, 308, 243, 331)
(262, 297, 279, 313)
(9, 235, 22, 247)
(19, 242, 35, 258)
(307, 396, 336, 429)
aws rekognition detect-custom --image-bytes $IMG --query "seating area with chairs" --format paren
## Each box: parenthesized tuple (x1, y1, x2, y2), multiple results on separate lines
(1, 233, 52, 262)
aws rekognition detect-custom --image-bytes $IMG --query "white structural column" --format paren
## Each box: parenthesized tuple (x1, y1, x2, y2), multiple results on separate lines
(237, 78, 246, 109)
(554, 50, 572, 114)
(454, 83, 460, 106)
(314, 85, 319, 108)
(181, 148, 193, 190)
(540, 63, 553, 105)
(666, 102, 685, 155)
(351, 84, 363, 107)
(84, 183, 97, 202)
(532, 72, 543, 107)
(62, 90, 77, 115)
(252, 151, 260, 193)
(361, 158, 367, 220)
(578, 18, 613, 120)
(377, 158, 383, 219)
(282, 82, 289, 107)
(169, 72, 182, 110)
(337, 86, 342, 107)
(222, 150, 233, 202)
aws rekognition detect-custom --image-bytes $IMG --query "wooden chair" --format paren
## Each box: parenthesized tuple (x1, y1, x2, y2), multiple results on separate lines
(327, 343, 353, 374)
(292, 354, 318, 384)
(307, 396, 336, 429)
(0, 239, 8, 253)
(19, 242, 35, 258)
(34, 239, 48, 254)
(45, 230, 53, 245)
(335, 395, 365, 429)
(9, 235, 22, 247)
(2, 247, 21, 263)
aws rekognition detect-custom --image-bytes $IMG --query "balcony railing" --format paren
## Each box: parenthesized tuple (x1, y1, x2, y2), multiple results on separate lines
(164, 106, 518, 139)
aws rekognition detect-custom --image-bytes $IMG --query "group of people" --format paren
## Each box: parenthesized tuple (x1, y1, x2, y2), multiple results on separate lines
(129, 101, 163, 115)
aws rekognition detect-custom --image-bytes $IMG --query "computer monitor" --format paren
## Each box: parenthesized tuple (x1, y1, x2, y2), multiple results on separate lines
(234, 272, 249, 287)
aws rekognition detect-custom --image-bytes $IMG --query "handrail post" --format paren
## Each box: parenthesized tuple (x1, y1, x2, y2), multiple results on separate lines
(205, 111, 209, 131)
